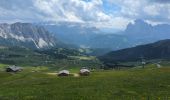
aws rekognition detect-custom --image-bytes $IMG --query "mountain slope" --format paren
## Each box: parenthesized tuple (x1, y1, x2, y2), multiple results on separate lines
(99, 39, 170, 62)
(0, 23, 58, 49)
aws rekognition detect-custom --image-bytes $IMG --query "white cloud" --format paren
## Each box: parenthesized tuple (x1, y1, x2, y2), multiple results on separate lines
(33, 0, 125, 29)
(144, 5, 160, 16)
(91, 16, 131, 30)
(33, 0, 132, 29)
(107, 0, 170, 25)
(0, 0, 170, 30)
(34, 0, 105, 22)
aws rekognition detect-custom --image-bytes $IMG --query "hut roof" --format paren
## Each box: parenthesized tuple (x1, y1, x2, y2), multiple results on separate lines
(80, 69, 90, 73)
(59, 70, 69, 74)
(7, 65, 22, 71)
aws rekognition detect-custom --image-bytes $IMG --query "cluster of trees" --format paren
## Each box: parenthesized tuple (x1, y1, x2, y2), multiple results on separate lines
(101, 62, 134, 70)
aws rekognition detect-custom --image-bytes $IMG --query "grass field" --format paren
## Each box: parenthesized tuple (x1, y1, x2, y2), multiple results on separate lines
(0, 64, 170, 100)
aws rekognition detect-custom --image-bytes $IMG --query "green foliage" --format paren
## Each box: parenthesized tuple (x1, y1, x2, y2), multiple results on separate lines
(0, 47, 102, 69)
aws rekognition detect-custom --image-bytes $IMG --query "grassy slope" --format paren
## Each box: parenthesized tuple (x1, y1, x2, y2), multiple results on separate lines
(0, 65, 170, 100)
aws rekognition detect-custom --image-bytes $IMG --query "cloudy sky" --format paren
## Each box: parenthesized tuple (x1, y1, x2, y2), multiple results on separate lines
(0, 0, 170, 30)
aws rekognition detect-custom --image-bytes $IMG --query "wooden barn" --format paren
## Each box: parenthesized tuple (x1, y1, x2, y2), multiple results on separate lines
(58, 70, 70, 76)
(79, 68, 90, 76)
(6, 65, 22, 72)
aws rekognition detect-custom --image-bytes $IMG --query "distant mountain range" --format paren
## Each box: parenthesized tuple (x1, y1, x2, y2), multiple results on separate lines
(1, 19, 170, 52)
(99, 39, 170, 63)
(125, 19, 170, 45)
(44, 19, 170, 51)
(0, 23, 58, 49)
(44, 22, 128, 50)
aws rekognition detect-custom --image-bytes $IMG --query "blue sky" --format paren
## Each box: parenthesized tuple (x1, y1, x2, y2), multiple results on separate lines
(0, 0, 170, 30)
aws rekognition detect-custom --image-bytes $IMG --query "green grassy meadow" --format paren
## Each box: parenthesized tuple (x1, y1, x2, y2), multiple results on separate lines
(0, 64, 170, 100)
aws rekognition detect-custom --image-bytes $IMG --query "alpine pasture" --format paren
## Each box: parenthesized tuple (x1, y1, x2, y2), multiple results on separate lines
(0, 64, 170, 100)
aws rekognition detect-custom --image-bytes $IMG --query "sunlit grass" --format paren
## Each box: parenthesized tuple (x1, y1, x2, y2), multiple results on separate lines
(0, 65, 169, 100)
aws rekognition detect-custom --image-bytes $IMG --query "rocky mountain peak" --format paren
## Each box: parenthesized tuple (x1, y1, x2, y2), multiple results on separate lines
(0, 22, 57, 49)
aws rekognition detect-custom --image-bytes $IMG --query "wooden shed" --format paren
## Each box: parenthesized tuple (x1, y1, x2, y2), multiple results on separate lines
(79, 68, 90, 76)
(6, 65, 22, 72)
(58, 70, 70, 76)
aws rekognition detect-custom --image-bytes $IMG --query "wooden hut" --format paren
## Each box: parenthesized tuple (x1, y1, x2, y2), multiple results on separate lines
(6, 65, 22, 72)
(79, 68, 90, 76)
(58, 70, 70, 76)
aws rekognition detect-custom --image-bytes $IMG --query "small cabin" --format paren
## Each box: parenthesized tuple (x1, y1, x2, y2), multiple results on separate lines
(6, 65, 22, 72)
(79, 68, 90, 76)
(58, 70, 70, 76)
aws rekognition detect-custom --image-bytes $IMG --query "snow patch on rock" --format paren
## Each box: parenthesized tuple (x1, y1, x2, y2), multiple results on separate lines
(0, 30, 8, 39)
(0, 23, 56, 49)
(38, 38, 48, 48)
(9, 33, 26, 41)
